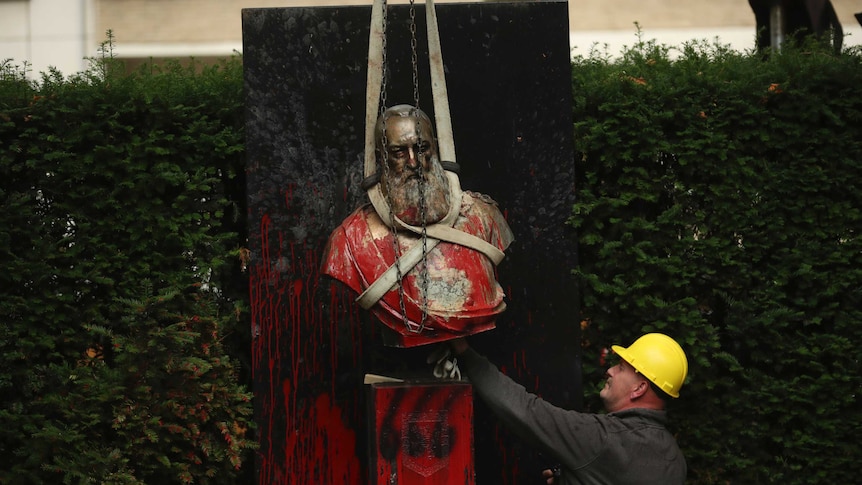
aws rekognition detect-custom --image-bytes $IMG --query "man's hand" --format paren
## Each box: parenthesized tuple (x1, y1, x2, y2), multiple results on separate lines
(542, 467, 559, 484)
(426, 343, 461, 380)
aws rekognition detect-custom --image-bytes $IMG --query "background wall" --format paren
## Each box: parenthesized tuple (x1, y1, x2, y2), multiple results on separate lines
(3, 0, 862, 77)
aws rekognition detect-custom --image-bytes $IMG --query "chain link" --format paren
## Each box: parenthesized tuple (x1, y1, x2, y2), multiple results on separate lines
(409, 0, 429, 331)
(380, 0, 388, 113)
(377, 0, 430, 334)
(379, 1, 413, 333)
(409, 0, 420, 108)
(382, 0, 418, 333)
(417, 158, 429, 330)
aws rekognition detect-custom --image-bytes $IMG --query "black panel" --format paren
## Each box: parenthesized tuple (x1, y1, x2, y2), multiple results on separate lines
(243, 2, 579, 482)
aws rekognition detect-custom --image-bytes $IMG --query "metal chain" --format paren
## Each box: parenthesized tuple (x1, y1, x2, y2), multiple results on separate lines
(409, 0, 429, 331)
(379, 1, 414, 334)
(417, 156, 429, 330)
(409, 0, 420, 108)
(380, 0, 388, 113)
(376, 0, 430, 334)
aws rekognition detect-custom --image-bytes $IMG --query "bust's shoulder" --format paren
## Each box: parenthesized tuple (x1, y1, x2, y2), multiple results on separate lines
(463, 190, 500, 207)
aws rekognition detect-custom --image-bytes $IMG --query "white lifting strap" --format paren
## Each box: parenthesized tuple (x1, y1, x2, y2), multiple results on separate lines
(356, 214, 506, 310)
(357, 0, 504, 310)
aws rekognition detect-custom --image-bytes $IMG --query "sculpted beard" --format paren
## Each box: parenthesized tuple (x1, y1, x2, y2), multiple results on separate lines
(385, 155, 451, 226)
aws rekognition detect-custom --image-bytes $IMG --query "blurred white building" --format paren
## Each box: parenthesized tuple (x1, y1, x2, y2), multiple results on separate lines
(2, 0, 861, 78)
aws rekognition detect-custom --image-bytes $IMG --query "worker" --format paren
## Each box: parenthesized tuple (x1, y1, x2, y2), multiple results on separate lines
(447, 333, 689, 484)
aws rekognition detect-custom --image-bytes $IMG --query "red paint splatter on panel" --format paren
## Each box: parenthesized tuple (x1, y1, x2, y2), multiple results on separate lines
(251, 210, 365, 484)
(283, 183, 296, 209)
(370, 383, 475, 484)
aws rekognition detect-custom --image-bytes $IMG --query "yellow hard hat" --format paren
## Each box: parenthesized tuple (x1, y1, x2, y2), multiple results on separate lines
(611, 333, 688, 398)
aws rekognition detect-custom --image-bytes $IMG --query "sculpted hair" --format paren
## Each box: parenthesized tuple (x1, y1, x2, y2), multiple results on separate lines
(375, 104, 437, 153)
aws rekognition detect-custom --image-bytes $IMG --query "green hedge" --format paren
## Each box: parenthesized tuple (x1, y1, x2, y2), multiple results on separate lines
(0, 44, 254, 484)
(571, 38, 862, 483)
(2, 33, 861, 484)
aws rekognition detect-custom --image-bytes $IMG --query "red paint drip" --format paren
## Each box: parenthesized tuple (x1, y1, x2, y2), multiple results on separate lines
(283, 183, 296, 209)
(251, 212, 365, 484)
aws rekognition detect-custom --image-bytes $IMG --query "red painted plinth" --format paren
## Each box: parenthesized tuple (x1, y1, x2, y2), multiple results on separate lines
(368, 380, 475, 484)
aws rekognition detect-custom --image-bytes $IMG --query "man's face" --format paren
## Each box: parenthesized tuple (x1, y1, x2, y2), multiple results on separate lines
(378, 114, 449, 225)
(382, 115, 437, 181)
(599, 358, 647, 412)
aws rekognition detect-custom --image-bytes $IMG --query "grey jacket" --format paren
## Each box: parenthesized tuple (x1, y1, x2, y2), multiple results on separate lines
(459, 348, 686, 485)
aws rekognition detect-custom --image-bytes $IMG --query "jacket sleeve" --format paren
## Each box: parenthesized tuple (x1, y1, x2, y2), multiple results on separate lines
(458, 347, 607, 471)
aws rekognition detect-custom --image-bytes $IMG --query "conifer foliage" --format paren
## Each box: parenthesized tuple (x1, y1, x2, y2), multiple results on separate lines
(0, 34, 254, 484)
(4, 29, 862, 485)
(571, 37, 862, 483)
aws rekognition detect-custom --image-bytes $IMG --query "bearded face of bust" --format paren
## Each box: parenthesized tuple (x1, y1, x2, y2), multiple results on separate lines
(376, 105, 451, 226)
